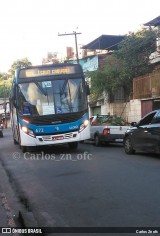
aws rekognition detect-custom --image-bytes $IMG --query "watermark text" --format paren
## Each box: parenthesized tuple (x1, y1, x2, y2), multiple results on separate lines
(12, 151, 93, 161)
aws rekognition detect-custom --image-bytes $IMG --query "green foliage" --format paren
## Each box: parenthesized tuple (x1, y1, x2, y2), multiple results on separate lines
(89, 55, 125, 99)
(0, 73, 8, 81)
(115, 28, 156, 78)
(109, 115, 126, 126)
(97, 114, 127, 126)
(0, 57, 32, 98)
(90, 28, 157, 100)
(9, 57, 32, 76)
(0, 73, 10, 98)
(0, 79, 12, 98)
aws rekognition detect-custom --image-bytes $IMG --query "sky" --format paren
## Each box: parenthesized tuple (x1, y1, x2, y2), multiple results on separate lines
(0, 0, 160, 72)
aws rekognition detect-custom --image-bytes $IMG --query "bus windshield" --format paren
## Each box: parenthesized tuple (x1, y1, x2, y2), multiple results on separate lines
(18, 78, 87, 116)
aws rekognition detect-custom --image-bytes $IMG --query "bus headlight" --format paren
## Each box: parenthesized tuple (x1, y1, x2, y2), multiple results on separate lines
(21, 126, 36, 138)
(79, 119, 89, 132)
(22, 126, 28, 133)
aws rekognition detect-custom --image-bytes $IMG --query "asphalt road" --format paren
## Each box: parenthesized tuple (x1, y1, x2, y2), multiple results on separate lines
(0, 128, 160, 235)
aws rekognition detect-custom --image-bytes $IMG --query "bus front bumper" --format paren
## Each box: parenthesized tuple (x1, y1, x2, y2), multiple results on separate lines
(20, 126, 90, 147)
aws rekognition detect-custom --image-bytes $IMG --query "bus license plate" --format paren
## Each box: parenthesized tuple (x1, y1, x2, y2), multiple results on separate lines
(52, 136, 64, 141)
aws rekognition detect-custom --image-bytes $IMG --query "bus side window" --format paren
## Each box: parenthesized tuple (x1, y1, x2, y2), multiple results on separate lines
(10, 83, 17, 107)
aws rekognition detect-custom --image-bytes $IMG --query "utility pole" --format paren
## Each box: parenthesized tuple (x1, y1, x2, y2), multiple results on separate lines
(58, 31, 82, 63)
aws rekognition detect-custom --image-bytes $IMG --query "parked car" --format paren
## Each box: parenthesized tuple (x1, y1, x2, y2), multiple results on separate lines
(124, 110, 160, 154)
(90, 114, 130, 146)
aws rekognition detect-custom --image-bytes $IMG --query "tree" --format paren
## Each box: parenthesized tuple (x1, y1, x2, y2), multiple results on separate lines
(0, 58, 32, 98)
(0, 73, 8, 81)
(90, 28, 157, 100)
(0, 73, 10, 98)
(115, 28, 156, 87)
(9, 57, 32, 76)
(89, 55, 121, 101)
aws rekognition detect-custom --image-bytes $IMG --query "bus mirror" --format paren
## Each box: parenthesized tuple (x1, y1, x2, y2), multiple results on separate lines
(12, 98, 17, 108)
(13, 100, 16, 107)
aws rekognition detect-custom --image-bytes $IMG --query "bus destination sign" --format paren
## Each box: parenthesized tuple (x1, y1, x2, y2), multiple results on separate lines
(19, 66, 78, 78)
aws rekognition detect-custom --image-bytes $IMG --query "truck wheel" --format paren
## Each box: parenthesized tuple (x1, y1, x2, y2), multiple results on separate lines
(95, 135, 101, 147)
(68, 142, 78, 150)
(124, 137, 135, 154)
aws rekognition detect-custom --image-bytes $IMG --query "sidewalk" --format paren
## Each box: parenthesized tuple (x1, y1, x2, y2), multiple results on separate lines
(0, 192, 9, 227)
(0, 140, 19, 235)
(0, 166, 17, 230)
(0, 191, 16, 228)
(0, 169, 20, 236)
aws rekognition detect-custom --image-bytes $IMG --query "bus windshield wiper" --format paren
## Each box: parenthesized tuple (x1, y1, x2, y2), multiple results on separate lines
(34, 80, 47, 96)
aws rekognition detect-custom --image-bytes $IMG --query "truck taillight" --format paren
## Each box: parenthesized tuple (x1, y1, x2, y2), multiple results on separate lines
(103, 128, 110, 135)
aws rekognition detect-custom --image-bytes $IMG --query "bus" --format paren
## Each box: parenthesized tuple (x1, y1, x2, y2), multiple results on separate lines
(10, 63, 90, 152)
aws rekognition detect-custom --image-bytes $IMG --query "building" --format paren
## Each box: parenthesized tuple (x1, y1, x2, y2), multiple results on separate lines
(133, 16, 160, 118)
(80, 18, 160, 122)
(42, 52, 62, 64)
(81, 34, 129, 119)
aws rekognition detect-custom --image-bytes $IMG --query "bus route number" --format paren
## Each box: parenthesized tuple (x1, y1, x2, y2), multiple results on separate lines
(36, 128, 44, 133)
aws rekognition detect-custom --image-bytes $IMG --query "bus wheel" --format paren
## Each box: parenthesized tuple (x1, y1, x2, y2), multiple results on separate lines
(68, 142, 78, 150)
(14, 139, 18, 145)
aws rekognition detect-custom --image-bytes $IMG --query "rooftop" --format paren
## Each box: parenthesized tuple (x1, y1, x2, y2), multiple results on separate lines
(82, 34, 125, 50)
(144, 16, 160, 27)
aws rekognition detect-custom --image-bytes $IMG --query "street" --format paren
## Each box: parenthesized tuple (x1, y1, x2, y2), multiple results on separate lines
(0, 128, 160, 235)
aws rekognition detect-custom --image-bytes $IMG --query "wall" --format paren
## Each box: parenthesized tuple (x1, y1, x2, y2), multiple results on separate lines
(128, 99, 141, 122)
(98, 99, 141, 123)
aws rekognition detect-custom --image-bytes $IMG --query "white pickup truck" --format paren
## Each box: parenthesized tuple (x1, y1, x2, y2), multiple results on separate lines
(90, 115, 130, 146)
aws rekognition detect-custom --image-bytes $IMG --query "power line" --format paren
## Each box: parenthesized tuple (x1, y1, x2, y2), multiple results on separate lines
(58, 31, 82, 63)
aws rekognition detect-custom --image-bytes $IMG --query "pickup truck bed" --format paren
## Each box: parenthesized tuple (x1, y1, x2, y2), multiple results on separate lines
(90, 115, 130, 146)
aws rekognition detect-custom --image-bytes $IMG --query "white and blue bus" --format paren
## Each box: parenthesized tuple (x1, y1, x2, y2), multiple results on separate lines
(10, 63, 90, 152)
